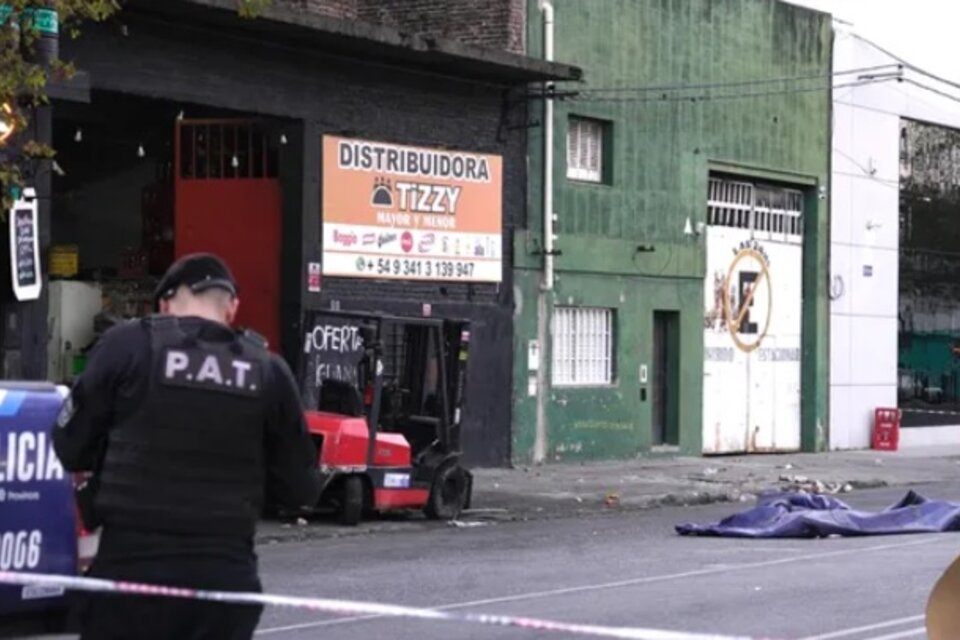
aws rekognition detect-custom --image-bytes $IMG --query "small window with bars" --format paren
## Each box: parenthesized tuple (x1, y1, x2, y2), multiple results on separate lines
(177, 120, 278, 180)
(707, 177, 804, 236)
(552, 307, 615, 386)
(567, 117, 605, 183)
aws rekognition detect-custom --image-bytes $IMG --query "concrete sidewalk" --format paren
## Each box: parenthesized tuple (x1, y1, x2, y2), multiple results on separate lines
(256, 445, 960, 544)
(470, 445, 960, 518)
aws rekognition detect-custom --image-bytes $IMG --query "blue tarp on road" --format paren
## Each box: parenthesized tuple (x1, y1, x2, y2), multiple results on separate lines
(676, 491, 960, 538)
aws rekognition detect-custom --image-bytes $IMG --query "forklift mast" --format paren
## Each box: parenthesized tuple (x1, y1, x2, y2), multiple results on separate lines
(303, 310, 471, 460)
(358, 325, 384, 466)
(445, 322, 470, 453)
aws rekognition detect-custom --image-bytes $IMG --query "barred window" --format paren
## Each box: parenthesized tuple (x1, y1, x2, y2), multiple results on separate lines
(567, 117, 604, 183)
(552, 307, 615, 386)
(707, 177, 804, 236)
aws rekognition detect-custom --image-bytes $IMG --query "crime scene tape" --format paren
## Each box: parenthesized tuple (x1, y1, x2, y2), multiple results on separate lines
(0, 570, 780, 640)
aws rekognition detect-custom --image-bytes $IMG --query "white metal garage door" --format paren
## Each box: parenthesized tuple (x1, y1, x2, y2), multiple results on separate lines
(702, 177, 804, 454)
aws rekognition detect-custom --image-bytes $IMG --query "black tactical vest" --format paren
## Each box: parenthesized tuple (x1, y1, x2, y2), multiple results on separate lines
(95, 316, 272, 538)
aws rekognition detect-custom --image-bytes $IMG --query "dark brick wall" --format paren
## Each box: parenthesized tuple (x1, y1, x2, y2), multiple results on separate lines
(273, 0, 525, 54)
(276, 0, 359, 20)
(358, 0, 525, 53)
(60, 19, 528, 466)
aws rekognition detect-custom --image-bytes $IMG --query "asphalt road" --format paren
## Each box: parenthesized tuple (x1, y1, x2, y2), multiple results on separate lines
(253, 483, 960, 640)
(8, 483, 960, 639)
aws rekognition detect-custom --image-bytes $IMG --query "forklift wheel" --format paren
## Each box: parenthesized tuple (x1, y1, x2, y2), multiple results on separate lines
(425, 463, 467, 521)
(340, 475, 364, 526)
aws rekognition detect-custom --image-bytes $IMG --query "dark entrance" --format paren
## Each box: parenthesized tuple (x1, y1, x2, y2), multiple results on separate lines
(174, 119, 282, 350)
(652, 310, 680, 446)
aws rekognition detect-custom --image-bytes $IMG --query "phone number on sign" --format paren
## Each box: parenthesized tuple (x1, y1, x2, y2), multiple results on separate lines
(360, 257, 477, 279)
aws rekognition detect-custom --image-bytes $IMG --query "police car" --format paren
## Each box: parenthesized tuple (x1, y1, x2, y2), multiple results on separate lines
(0, 382, 97, 630)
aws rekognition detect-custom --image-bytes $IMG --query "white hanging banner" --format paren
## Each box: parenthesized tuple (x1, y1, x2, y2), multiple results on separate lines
(9, 187, 42, 301)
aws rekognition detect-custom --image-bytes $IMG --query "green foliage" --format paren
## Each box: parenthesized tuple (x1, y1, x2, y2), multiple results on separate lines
(0, 0, 270, 211)
(237, 0, 272, 18)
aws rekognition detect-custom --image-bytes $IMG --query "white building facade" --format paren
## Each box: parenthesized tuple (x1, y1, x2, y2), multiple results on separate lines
(830, 28, 960, 449)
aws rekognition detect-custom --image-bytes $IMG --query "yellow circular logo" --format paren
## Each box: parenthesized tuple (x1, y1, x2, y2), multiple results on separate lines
(722, 247, 772, 353)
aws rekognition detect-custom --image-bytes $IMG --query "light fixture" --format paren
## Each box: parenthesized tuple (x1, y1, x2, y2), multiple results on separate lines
(74, 127, 82, 143)
(176, 110, 184, 121)
(231, 155, 239, 169)
(0, 103, 16, 146)
(280, 134, 288, 145)
(137, 144, 145, 158)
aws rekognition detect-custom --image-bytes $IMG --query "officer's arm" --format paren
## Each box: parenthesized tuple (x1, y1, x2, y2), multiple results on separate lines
(265, 356, 322, 509)
(52, 324, 136, 472)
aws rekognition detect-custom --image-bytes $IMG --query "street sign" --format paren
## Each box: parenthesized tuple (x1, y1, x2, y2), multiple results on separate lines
(9, 188, 42, 302)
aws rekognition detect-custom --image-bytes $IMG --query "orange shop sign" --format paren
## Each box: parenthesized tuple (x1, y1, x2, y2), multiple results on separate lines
(321, 135, 503, 283)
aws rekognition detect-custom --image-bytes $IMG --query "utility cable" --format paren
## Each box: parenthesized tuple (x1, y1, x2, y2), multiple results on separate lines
(839, 31, 960, 98)
(832, 147, 900, 191)
(902, 63, 960, 95)
(901, 78, 960, 107)
(567, 64, 900, 95)
(569, 76, 897, 104)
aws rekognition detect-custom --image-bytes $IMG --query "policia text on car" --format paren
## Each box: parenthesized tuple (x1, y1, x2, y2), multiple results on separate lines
(52, 253, 322, 640)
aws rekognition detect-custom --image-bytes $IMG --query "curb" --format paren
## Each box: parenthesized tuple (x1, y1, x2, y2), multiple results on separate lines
(253, 479, 898, 546)
(253, 488, 746, 545)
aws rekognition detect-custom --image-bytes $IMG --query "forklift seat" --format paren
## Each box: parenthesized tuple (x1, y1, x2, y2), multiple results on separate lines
(398, 415, 441, 455)
(318, 380, 365, 417)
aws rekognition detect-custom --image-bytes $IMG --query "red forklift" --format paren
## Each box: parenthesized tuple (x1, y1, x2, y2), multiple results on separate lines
(300, 311, 474, 525)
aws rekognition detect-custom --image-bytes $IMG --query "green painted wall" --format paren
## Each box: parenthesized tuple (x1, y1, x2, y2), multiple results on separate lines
(513, 269, 704, 461)
(514, 0, 832, 463)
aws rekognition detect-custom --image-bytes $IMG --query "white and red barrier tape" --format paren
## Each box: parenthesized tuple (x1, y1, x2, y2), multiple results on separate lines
(0, 570, 779, 640)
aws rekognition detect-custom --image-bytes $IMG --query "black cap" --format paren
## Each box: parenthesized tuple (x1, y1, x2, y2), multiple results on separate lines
(153, 253, 238, 310)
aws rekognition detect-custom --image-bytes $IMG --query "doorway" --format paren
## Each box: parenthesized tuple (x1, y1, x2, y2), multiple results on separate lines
(702, 176, 803, 453)
(174, 119, 282, 350)
(45, 93, 284, 386)
(652, 310, 680, 446)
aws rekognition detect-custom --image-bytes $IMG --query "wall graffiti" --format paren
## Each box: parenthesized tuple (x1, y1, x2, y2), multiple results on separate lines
(572, 420, 634, 432)
(704, 270, 727, 331)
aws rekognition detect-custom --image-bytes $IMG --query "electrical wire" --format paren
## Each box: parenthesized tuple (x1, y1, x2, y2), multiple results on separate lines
(832, 147, 874, 177)
(901, 78, 960, 107)
(570, 63, 901, 95)
(902, 63, 960, 94)
(832, 147, 900, 187)
(843, 30, 960, 95)
(569, 76, 897, 104)
(829, 275, 845, 301)
(839, 31, 960, 101)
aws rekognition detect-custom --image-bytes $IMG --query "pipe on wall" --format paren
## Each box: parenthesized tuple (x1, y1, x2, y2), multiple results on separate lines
(540, 0, 555, 292)
(533, 0, 554, 464)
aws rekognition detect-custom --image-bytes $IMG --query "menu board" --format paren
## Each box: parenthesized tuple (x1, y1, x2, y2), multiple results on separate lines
(9, 189, 41, 301)
(299, 311, 371, 410)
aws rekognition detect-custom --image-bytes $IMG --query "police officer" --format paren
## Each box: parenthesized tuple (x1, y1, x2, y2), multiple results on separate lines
(52, 253, 322, 640)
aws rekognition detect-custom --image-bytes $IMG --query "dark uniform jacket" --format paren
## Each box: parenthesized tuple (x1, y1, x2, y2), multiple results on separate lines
(52, 315, 320, 564)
